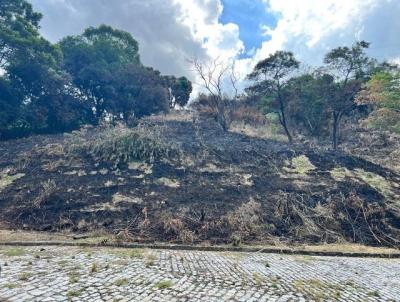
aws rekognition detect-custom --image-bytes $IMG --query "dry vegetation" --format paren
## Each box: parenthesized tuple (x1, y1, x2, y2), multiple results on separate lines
(0, 112, 399, 248)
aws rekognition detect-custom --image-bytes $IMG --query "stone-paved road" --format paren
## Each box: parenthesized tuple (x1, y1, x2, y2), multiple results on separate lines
(0, 246, 399, 302)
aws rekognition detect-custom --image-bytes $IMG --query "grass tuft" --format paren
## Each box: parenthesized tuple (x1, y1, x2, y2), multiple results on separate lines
(114, 278, 129, 287)
(154, 280, 173, 290)
(2, 248, 26, 257)
(284, 155, 316, 174)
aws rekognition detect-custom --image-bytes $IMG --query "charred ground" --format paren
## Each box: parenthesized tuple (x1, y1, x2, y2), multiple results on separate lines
(0, 113, 399, 247)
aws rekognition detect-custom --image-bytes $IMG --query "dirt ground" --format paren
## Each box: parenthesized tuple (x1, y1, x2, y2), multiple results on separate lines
(0, 113, 399, 247)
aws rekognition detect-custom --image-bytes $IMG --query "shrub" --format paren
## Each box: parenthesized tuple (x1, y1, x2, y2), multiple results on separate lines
(227, 199, 265, 240)
(231, 106, 266, 126)
(360, 108, 400, 134)
(32, 179, 57, 208)
(67, 124, 181, 166)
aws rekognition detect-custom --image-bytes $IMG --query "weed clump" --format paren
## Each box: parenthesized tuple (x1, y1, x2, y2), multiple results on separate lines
(2, 248, 26, 257)
(0, 170, 25, 193)
(67, 125, 181, 166)
(284, 155, 316, 174)
(154, 280, 173, 289)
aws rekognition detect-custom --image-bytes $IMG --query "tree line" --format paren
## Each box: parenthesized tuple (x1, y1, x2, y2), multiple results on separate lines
(193, 43, 400, 150)
(0, 0, 192, 139)
(1, 0, 399, 149)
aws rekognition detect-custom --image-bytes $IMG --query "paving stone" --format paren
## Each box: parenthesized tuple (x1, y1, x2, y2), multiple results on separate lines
(0, 246, 399, 301)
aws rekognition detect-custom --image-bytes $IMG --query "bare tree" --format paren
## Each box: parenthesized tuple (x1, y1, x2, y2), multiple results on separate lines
(191, 57, 239, 131)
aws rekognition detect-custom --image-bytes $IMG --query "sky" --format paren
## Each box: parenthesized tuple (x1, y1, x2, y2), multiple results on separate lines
(30, 0, 400, 94)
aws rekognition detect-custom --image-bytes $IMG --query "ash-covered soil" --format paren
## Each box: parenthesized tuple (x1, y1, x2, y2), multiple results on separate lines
(0, 113, 399, 246)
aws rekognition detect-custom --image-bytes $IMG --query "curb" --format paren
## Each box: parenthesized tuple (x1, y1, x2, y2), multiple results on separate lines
(1, 241, 400, 259)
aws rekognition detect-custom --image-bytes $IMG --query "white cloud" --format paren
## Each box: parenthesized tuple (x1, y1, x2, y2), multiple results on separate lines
(251, 0, 400, 68)
(174, 0, 244, 59)
(31, 0, 244, 77)
(30, 0, 245, 97)
(30, 0, 400, 96)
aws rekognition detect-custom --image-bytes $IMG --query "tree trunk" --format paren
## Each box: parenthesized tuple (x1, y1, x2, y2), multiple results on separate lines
(216, 98, 229, 131)
(278, 97, 293, 143)
(332, 111, 341, 151)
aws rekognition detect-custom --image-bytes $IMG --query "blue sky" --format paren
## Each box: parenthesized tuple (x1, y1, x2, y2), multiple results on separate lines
(219, 0, 277, 58)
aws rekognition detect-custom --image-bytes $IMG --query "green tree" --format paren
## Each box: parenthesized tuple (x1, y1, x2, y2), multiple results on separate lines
(0, 0, 43, 68)
(286, 73, 331, 138)
(324, 41, 372, 150)
(0, 0, 88, 138)
(0, 77, 22, 134)
(60, 25, 173, 122)
(247, 51, 300, 143)
(107, 65, 169, 121)
(164, 76, 192, 108)
(356, 71, 400, 133)
(60, 25, 141, 121)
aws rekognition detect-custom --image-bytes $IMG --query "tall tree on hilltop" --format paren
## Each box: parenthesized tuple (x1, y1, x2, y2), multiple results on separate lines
(60, 25, 142, 121)
(246, 51, 300, 143)
(0, 0, 88, 138)
(324, 41, 372, 150)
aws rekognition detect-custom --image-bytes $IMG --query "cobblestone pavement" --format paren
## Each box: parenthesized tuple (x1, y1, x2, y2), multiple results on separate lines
(0, 246, 399, 301)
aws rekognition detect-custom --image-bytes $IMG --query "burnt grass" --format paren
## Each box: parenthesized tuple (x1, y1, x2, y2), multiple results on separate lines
(0, 115, 399, 247)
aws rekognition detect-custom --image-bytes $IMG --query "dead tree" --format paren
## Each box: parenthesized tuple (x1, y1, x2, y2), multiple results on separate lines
(191, 57, 239, 131)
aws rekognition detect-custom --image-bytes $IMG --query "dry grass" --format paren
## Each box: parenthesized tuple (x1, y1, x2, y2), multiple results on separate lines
(298, 243, 400, 254)
(283, 155, 316, 175)
(231, 106, 267, 126)
(330, 167, 397, 200)
(112, 193, 143, 205)
(230, 121, 287, 142)
(1, 247, 26, 257)
(33, 179, 57, 208)
(0, 170, 25, 193)
(145, 110, 194, 122)
(128, 161, 153, 174)
(156, 177, 180, 188)
(0, 230, 70, 242)
(227, 199, 265, 240)
(293, 279, 343, 301)
(244, 242, 400, 255)
(0, 230, 398, 255)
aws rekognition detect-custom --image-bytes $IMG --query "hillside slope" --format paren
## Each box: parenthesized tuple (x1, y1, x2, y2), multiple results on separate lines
(0, 113, 399, 246)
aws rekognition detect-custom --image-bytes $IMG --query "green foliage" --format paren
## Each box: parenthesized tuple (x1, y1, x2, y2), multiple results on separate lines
(59, 25, 142, 120)
(247, 51, 300, 143)
(286, 74, 332, 137)
(357, 71, 400, 133)
(68, 126, 181, 166)
(324, 41, 371, 81)
(0, 77, 22, 131)
(0, 0, 88, 139)
(0, 6, 192, 140)
(324, 41, 372, 149)
(173, 77, 192, 107)
(110, 65, 170, 119)
(59, 25, 189, 123)
(0, 0, 43, 69)
(165, 76, 193, 108)
(154, 280, 173, 289)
